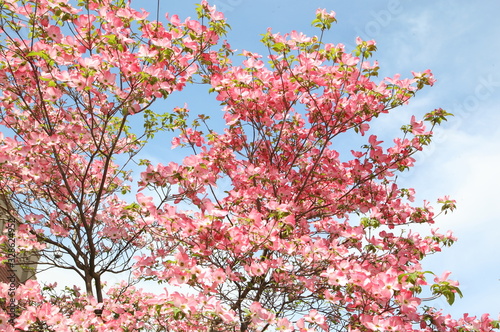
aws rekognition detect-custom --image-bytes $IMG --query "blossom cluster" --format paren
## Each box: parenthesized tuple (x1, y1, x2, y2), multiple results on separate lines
(0, 1, 497, 331)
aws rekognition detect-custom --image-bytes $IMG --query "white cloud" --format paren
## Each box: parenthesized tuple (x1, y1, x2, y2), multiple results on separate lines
(399, 123, 500, 317)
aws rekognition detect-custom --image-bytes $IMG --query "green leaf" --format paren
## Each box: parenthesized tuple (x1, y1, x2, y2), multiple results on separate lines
(272, 42, 286, 53)
(443, 290, 456, 305)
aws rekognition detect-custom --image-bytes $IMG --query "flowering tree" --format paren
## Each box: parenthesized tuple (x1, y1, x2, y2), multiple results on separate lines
(0, 0, 230, 328)
(0, 1, 498, 331)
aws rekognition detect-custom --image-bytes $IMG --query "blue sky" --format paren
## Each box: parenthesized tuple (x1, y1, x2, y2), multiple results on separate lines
(39, 0, 500, 321)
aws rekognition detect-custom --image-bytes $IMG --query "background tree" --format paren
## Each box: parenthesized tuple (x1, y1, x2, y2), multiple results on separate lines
(0, 1, 497, 331)
(0, 0, 228, 313)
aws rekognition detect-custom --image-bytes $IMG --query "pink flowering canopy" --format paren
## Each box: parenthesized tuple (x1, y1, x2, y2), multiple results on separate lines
(0, 1, 497, 331)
